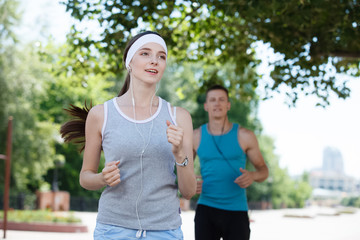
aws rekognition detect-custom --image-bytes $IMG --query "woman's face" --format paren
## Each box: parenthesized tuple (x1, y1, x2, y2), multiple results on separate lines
(129, 42, 167, 85)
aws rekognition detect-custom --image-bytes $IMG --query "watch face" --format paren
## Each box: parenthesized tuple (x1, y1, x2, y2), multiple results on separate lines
(184, 157, 188, 166)
(176, 156, 188, 166)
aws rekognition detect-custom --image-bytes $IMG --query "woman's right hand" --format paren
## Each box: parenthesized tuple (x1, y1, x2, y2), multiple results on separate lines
(102, 160, 121, 187)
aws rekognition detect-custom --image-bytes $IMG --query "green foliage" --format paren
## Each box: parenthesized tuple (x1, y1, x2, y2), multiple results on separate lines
(0, 0, 316, 209)
(0, 0, 19, 150)
(36, 41, 118, 124)
(62, 0, 360, 106)
(183, 63, 260, 130)
(0, 0, 20, 46)
(0, 0, 111, 194)
(44, 143, 104, 198)
(287, 173, 313, 208)
(341, 196, 360, 208)
(37, 41, 113, 197)
(0, 0, 57, 192)
(0, 210, 81, 223)
(157, 60, 200, 114)
(0, 40, 59, 191)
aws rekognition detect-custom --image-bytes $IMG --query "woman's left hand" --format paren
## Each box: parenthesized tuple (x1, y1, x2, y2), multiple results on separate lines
(166, 120, 184, 156)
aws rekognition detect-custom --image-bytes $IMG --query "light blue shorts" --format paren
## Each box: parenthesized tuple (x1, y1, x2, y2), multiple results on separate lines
(94, 222, 184, 240)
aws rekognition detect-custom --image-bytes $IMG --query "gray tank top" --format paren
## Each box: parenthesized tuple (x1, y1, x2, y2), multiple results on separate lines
(97, 97, 181, 231)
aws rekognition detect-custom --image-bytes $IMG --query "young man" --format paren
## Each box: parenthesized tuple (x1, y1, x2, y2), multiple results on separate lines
(193, 85, 269, 240)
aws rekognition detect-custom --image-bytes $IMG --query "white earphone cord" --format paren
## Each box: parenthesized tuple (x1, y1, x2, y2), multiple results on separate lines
(130, 79, 159, 237)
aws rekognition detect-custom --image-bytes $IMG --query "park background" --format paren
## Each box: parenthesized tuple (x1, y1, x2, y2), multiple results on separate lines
(1, 0, 360, 238)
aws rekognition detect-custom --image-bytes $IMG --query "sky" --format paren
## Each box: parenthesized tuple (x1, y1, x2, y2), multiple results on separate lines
(258, 78, 360, 178)
(18, 0, 360, 179)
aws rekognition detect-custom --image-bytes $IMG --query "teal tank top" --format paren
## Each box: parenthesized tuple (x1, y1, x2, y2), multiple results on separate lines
(197, 123, 248, 211)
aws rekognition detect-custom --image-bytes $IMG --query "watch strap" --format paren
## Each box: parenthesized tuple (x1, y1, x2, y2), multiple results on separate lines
(175, 156, 188, 167)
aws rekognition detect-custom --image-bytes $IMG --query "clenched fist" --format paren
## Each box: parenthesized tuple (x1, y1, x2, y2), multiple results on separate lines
(102, 160, 121, 187)
(234, 168, 254, 188)
(166, 120, 184, 156)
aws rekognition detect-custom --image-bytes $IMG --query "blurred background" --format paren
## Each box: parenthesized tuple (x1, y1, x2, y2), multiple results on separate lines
(1, 0, 359, 239)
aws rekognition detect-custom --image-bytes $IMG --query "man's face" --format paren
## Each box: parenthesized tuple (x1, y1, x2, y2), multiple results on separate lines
(204, 89, 230, 118)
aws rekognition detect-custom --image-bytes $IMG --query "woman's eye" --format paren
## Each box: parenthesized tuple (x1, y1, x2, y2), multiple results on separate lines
(141, 52, 149, 56)
(159, 55, 166, 60)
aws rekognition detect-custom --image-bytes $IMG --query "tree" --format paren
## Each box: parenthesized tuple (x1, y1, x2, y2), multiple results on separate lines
(63, 0, 360, 106)
(0, 0, 20, 133)
(0, 45, 60, 191)
(38, 41, 116, 197)
(0, 0, 20, 46)
(341, 196, 360, 208)
(288, 173, 312, 208)
(0, 0, 58, 192)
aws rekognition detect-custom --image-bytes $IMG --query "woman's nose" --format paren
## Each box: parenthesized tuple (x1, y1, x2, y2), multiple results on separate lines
(150, 56, 158, 65)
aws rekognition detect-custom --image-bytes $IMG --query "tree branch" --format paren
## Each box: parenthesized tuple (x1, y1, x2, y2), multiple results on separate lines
(329, 51, 360, 59)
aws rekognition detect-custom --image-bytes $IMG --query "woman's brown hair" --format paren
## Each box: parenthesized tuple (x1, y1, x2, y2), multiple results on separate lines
(60, 31, 162, 152)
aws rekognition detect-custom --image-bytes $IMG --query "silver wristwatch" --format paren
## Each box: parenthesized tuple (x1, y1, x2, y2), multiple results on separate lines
(175, 156, 188, 167)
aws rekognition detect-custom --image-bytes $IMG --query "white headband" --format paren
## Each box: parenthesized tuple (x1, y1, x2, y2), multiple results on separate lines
(125, 34, 167, 69)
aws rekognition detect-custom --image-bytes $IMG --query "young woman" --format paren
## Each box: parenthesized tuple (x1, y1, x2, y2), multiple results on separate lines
(61, 31, 196, 239)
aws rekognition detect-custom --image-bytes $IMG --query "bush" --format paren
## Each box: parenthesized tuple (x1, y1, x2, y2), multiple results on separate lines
(341, 197, 360, 208)
(0, 210, 81, 223)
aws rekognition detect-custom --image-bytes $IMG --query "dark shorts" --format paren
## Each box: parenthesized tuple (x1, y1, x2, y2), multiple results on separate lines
(194, 204, 250, 240)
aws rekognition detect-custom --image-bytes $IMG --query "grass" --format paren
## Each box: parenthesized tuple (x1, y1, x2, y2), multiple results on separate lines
(0, 210, 81, 224)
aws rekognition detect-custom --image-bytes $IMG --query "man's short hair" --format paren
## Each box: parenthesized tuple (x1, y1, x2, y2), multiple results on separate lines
(206, 84, 229, 99)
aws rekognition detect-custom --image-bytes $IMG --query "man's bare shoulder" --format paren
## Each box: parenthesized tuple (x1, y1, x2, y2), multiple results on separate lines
(193, 127, 202, 141)
(193, 127, 202, 149)
(238, 126, 258, 147)
(193, 127, 201, 134)
(238, 126, 254, 136)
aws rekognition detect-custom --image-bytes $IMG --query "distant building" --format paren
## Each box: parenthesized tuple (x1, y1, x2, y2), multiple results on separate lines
(322, 146, 344, 174)
(310, 170, 356, 192)
(309, 147, 359, 197)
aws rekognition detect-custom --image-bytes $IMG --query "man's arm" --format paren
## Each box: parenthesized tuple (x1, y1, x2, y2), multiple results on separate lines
(193, 127, 203, 194)
(234, 127, 269, 188)
(193, 128, 201, 159)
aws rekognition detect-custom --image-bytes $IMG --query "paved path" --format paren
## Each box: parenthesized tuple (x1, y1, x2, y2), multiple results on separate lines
(1, 207, 360, 239)
(250, 207, 360, 240)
